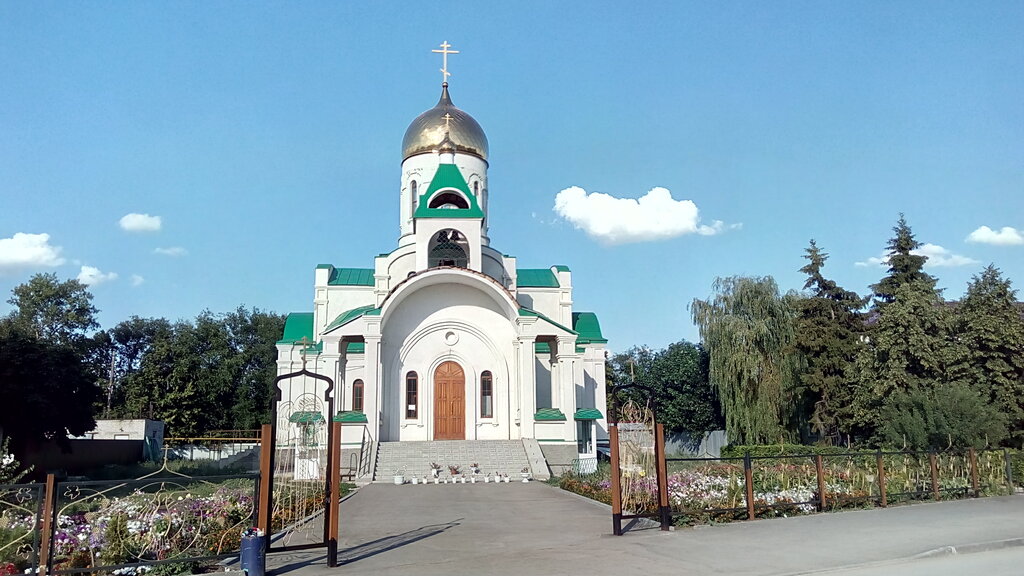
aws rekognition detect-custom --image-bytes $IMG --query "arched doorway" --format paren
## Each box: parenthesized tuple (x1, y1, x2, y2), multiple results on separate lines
(433, 361, 465, 440)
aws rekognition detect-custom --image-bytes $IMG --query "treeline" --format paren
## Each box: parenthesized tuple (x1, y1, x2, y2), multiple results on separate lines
(690, 216, 1023, 450)
(0, 273, 284, 447)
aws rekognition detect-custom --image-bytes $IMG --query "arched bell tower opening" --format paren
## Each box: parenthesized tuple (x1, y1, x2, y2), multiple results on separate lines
(428, 229, 469, 268)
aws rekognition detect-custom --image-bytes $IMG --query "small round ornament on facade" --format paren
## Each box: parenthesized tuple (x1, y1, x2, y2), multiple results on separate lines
(444, 331, 459, 346)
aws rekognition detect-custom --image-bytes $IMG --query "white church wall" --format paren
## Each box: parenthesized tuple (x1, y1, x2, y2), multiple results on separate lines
(380, 282, 515, 442)
(318, 286, 375, 339)
(518, 288, 561, 317)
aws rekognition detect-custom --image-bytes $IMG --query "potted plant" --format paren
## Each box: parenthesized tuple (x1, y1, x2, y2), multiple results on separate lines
(430, 462, 442, 479)
(503, 473, 510, 483)
(470, 462, 481, 475)
(483, 472, 490, 483)
(393, 469, 405, 485)
(521, 467, 531, 483)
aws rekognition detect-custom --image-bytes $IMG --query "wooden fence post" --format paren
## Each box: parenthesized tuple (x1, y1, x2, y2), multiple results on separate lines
(654, 423, 671, 531)
(609, 423, 623, 536)
(37, 474, 57, 576)
(1004, 448, 1014, 488)
(815, 454, 826, 511)
(257, 424, 274, 548)
(968, 448, 979, 497)
(744, 453, 755, 521)
(327, 421, 342, 567)
(929, 451, 940, 501)
(876, 451, 887, 508)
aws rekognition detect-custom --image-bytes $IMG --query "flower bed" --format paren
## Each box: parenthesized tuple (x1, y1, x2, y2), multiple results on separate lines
(558, 450, 1013, 526)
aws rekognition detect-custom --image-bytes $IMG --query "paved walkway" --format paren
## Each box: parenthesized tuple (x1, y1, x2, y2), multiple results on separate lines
(263, 483, 1024, 576)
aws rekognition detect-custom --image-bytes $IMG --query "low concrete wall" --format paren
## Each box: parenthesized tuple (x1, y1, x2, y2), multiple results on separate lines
(21, 439, 143, 479)
(664, 430, 728, 458)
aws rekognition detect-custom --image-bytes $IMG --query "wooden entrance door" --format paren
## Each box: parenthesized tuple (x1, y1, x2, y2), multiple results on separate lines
(433, 361, 465, 440)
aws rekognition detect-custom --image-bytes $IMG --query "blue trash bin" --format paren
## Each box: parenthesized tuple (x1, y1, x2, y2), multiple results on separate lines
(240, 531, 266, 576)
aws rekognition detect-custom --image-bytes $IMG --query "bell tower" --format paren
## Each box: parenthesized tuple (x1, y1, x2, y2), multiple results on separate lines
(398, 42, 490, 252)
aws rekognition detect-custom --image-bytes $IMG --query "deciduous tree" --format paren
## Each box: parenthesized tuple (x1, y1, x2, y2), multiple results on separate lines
(691, 276, 801, 444)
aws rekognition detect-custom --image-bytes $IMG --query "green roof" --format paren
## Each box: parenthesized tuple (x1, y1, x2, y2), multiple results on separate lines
(572, 312, 608, 344)
(519, 308, 577, 336)
(414, 163, 485, 219)
(534, 408, 567, 421)
(333, 411, 368, 423)
(288, 411, 324, 424)
(535, 341, 551, 354)
(277, 312, 313, 345)
(328, 267, 375, 286)
(553, 265, 570, 272)
(517, 269, 559, 288)
(324, 304, 380, 333)
(574, 408, 604, 420)
(345, 341, 365, 354)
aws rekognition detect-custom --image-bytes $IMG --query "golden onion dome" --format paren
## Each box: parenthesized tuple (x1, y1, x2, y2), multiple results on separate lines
(402, 84, 488, 161)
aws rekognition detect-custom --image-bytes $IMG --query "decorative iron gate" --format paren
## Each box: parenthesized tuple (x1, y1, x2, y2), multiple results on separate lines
(607, 383, 670, 535)
(259, 344, 342, 566)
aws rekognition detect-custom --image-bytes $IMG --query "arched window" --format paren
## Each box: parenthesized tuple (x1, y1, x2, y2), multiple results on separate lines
(406, 371, 418, 418)
(352, 379, 364, 412)
(410, 181, 417, 216)
(429, 230, 468, 268)
(428, 191, 469, 210)
(480, 371, 493, 418)
(473, 181, 479, 197)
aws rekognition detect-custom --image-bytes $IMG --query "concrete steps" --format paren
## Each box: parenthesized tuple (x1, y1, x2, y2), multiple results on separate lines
(373, 440, 537, 482)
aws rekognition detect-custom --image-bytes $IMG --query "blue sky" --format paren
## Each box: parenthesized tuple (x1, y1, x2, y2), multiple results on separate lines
(1, 2, 1022, 350)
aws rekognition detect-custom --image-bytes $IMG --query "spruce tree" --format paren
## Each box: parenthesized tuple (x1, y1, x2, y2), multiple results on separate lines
(954, 265, 1024, 447)
(871, 214, 938, 307)
(794, 240, 867, 443)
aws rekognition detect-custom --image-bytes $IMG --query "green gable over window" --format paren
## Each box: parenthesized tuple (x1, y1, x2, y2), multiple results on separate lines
(288, 411, 324, 424)
(414, 163, 484, 219)
(534, 408, 567, 421)
(333, 411, 368, 423)
(574, 408, 604, 420)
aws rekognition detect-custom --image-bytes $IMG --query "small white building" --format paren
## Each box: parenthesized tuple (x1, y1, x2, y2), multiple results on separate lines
(276, 66, 608, 466)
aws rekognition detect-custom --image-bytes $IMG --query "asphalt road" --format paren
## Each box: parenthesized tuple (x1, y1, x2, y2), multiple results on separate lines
(259, 483, 1024, 576)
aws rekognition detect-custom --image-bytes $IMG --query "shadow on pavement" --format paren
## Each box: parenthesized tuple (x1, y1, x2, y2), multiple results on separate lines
(337, 519, 463, 566)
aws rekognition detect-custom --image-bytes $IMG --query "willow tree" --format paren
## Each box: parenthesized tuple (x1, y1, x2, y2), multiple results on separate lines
(691, 276, 801, 444)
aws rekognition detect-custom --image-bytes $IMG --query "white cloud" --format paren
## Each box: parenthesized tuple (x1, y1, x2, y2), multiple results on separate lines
(965, 225, 1024, 246)
(0, 233, 66, 274)
(915, 243, 979, 267)
(154, 246, 187, 257)
(131, 274, 145, 287)
(855, 243, 979, 269)
(552, 186, 736, 244)
(119, 213, 162, 232)
(77, 265, 118, 286)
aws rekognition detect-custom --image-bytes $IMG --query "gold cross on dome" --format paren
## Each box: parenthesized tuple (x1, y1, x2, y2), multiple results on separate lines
(442, 113, 453, 132)
(432, 41, 459, 84)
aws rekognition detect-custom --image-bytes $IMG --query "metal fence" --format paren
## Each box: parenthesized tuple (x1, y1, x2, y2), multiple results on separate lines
(662, 448, 1013, 523)
(1, 471, 258, 576)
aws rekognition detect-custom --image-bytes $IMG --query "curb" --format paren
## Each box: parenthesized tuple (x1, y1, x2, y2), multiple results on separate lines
(783, 537, 1024, 575)
(912, 537, 1024, 559)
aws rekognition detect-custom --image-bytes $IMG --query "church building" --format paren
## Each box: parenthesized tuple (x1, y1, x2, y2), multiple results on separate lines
(275, 45, 608, 474)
